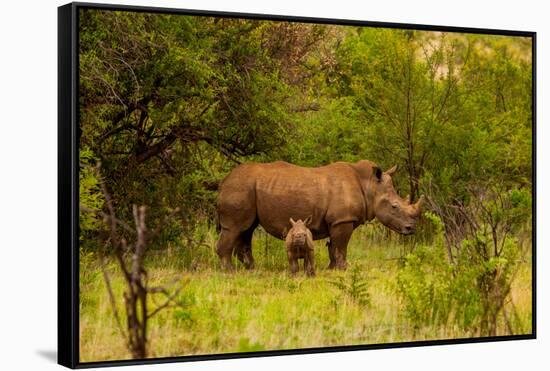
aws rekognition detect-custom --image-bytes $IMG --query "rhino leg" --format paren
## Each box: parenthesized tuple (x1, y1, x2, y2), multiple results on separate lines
(216, 229, 240, 270)
(329, 222, 353, 270)
(234, 225, 256, 270)
(289, 257, 299, 276)
(216, 183, 257, 270)
(305, 252, 315, 277)
(326, 239, 337, 269)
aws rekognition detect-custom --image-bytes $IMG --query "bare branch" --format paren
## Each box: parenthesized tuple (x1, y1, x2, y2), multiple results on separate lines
(147, 284, 185, 319)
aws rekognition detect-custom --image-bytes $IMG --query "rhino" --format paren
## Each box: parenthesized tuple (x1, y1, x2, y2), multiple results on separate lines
(285, 217, 315, 276)
(216, 160, 423, 270)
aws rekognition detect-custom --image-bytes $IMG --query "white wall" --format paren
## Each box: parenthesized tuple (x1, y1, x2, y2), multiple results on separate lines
(0, 0, 545, 369)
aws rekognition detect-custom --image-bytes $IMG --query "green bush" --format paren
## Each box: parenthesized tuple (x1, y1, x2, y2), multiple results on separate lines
(396, 210, 525, 336)
(329, 264, 371, 308)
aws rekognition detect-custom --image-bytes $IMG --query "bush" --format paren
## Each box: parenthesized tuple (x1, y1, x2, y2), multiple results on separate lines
(396, 205, 526, 336)
(396, 244, 456, 329)
(329, 264, 371, 308)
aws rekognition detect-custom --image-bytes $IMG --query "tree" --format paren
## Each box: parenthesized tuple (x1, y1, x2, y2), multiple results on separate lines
(79, 10, 327, 247)
(332, 29, 468, 202)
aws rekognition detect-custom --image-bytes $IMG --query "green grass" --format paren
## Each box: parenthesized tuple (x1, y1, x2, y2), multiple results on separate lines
(79, 226, 532, 362)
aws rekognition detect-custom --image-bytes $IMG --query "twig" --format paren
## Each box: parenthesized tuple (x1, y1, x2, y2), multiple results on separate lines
(147, 285, 186, 319)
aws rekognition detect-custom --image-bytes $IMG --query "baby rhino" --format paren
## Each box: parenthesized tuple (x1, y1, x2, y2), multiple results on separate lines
(285, 217, 315, 276)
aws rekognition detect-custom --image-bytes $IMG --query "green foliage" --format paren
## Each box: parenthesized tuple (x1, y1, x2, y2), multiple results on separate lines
(396, 242, 455, 328)
(79, 148, 104, 239)
(396, 193, 528, 335)
(329, 264, 371, 307)
(284, 97, 365, 166)
(396, 241, 489, 332)
(79, 10, 330, 249)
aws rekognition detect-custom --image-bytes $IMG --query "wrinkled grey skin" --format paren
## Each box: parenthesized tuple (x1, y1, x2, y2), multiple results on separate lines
(285, 217, 315, 276)
(216, 160, 423, 270)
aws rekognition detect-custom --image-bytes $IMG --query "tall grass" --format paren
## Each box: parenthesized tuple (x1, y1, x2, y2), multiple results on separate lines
(79, 224, 532, 362)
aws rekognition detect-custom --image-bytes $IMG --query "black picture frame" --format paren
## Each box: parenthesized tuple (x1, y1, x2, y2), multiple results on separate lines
(58, 2, 537, 368)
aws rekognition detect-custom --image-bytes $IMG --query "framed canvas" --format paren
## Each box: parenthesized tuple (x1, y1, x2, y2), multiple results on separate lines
(58, 2, 536, 368)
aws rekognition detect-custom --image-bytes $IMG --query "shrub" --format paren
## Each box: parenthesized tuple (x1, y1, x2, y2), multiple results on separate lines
(329, 264, 371, 308)
(396, 195, 528, 336)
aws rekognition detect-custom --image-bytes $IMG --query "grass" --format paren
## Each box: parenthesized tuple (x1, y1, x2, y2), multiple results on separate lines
(79, 225, 532, 362)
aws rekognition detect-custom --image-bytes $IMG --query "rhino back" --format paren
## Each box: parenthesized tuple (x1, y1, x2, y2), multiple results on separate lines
(254, 162, 366, 239)
(218, 161, 366, 239)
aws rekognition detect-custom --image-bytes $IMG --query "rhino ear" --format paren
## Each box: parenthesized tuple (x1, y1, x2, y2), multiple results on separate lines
(305, 215, 312, 226)
(290, 217, 296, 226)
(386, 165, 398, 177)
(373, 166, 383, 182)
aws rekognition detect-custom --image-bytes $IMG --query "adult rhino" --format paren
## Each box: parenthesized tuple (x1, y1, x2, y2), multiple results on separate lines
(216, 160, 423, 270)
